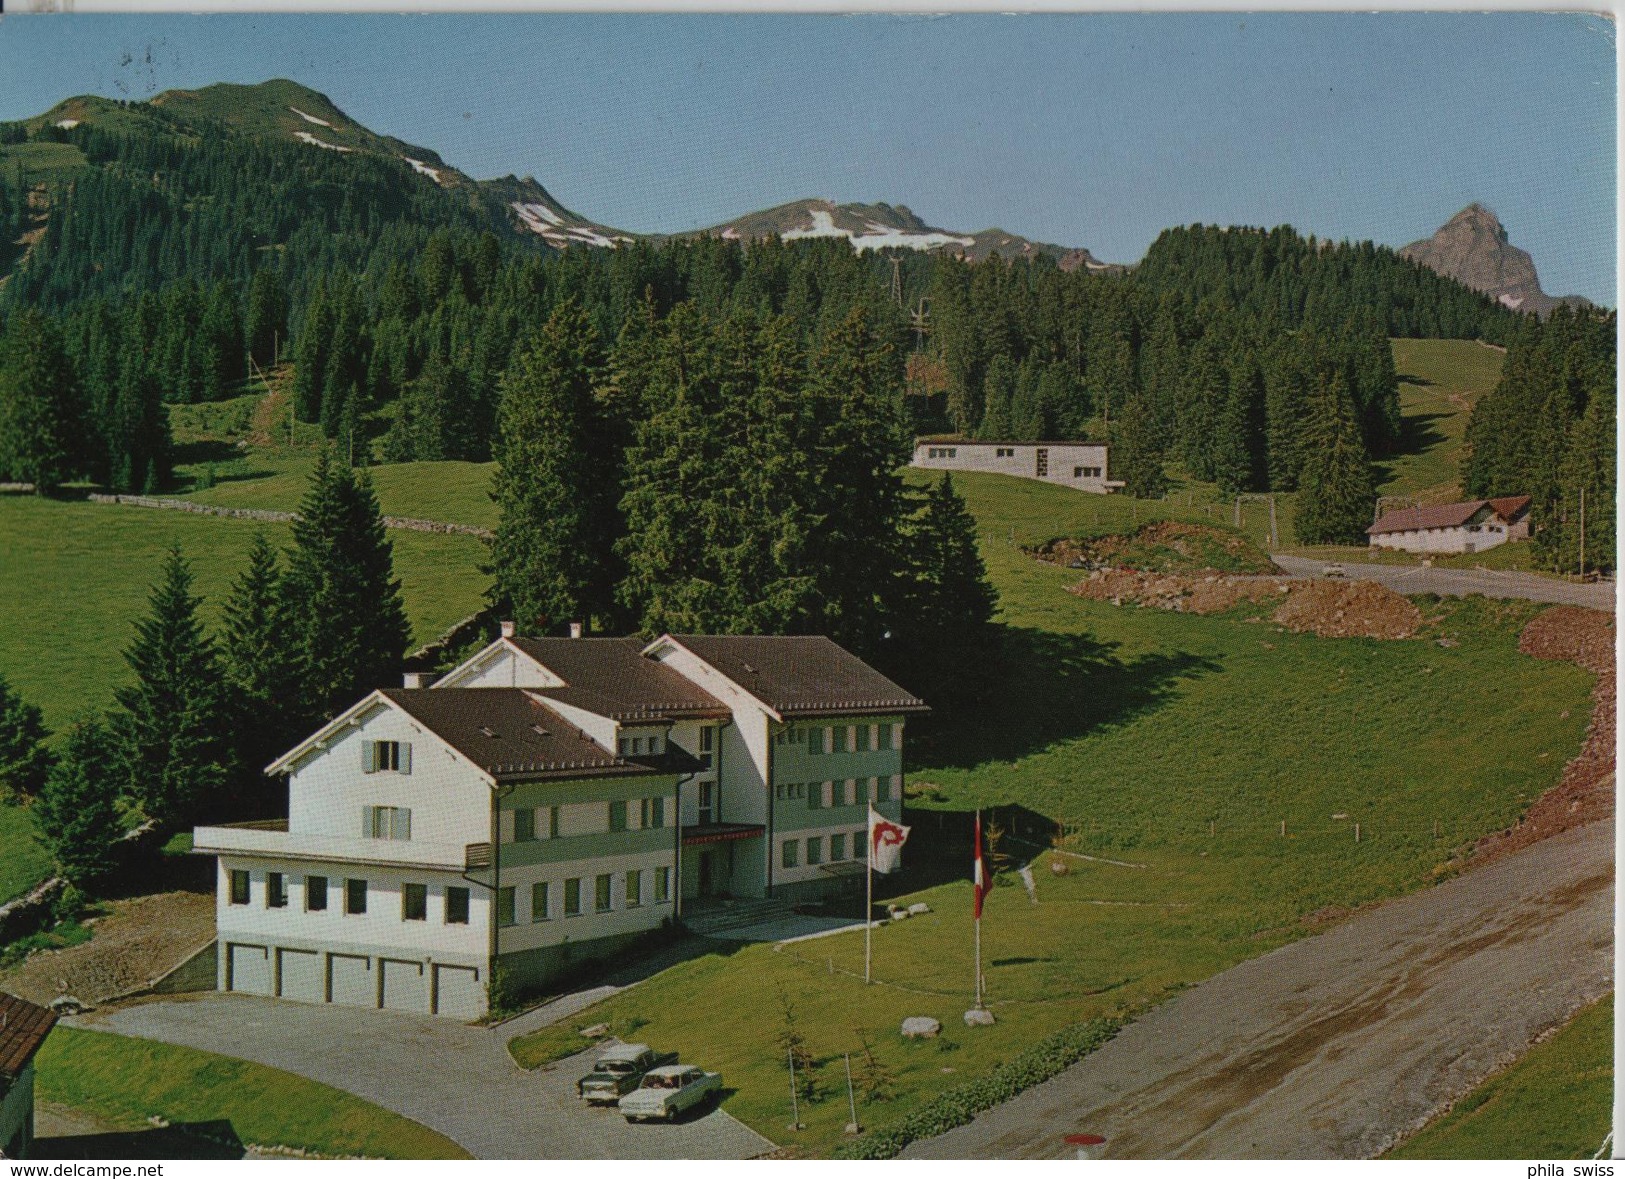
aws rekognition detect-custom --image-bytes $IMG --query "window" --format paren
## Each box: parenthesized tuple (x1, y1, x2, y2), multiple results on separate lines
(774, 783, 805, 802)
(305, 875, 328, 912)
(513, 807, 536, 843)
(808, 727, 827, 756)
(345, 878, 368, 916)
(229, 869, 250, 906)
(698, 781, 714, 825)
(808, 781, 822, 810)
(609, 800, 628, 832)
(626, 869, 642, 908)
(698, 726, 714, 768)
(782, 840, 799, 869)
(267, 872, 287, 909)
(363, 805, 411, 841)
(946, 448, 957, 458)
(445, 886, 470, 925)
(531, 881, 550, 922)
(402, 882, 428, 921)
(830, 833, 847, 861)
(655, 866, 671, 903)
(806, 837, 823, 866)
(996, 447, 1014, 458)
(641, 797, 666, 829)
(364, 740, 410, 773)
(595, 874, 613, 913)
(548, 805, 561, 838)
(496, 887, 516, 927)
(564, 877, 582, 917)
(854, 830, 867, 861)
(648, 734, 664, 754)
(1074, 466, 1084, 478)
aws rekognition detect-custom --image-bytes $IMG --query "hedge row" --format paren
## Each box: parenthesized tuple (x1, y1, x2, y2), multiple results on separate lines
(834, 1016, 1122, 1159)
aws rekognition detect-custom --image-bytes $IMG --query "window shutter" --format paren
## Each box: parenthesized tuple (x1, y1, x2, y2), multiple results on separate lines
(498, 809, 515, 844)
(400, 743, 412, 774)
(363, 742, 377, 773)
(399, 809, 412, 840)
(362, 806, 374, 837)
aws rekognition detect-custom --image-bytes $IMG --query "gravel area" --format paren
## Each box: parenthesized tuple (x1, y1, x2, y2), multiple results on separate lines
(903, 819, 1613, 1160)
(0, 890, 214, 1005)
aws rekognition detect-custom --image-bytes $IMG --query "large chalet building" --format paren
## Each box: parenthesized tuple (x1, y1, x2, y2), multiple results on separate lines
(1367, 495, 1531, 556)
(194, 630, 926, 1019)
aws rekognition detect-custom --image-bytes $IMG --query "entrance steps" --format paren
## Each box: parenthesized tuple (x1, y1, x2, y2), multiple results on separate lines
(682, 897, 795, 937)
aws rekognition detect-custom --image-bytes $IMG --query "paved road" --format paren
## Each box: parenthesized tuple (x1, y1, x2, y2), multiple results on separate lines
(904, 819, 1614, 1160)
(71, 995, 773, 1160)
(1270, 555, 1614, 610)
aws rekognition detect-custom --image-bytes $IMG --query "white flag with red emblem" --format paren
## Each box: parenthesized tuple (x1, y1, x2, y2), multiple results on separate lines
(973, 810, 993, 920)
(869, 806, 909, 874)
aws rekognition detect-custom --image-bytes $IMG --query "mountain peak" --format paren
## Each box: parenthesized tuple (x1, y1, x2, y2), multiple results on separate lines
(1401, 203, 1587, 316)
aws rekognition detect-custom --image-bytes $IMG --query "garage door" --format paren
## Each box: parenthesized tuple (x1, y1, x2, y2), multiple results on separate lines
(432, 964, 483, 1019)
(380, 959, 428, 1013)
(327, 953, 374, 1007)
(276, 948, 322, 1004)
(227, 943, 271, 995)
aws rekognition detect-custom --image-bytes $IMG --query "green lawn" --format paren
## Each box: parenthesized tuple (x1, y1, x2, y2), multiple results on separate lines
(0, 494, 490, 730)
(0, 804, 51, 903)
(1380, 338, 1506, 502)
(1390, 994, 1613, 1159)
(37, 1027, 470, 1159)
(508, 470, 1593, 1157)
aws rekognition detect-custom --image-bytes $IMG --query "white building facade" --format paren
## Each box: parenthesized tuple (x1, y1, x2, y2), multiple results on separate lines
(1367, 496, 1531, 556)
(911, 439, 1120, 494)
(195, 631, 926, 1018)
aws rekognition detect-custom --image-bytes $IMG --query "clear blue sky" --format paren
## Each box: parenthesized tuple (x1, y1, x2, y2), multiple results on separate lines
(5, 12, 1615, 304)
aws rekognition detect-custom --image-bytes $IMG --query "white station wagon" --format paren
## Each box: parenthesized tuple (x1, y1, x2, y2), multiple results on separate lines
(617, 1064, 722, 1123)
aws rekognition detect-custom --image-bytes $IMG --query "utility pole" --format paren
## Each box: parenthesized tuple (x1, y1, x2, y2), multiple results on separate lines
(889, 256, 903, 308)
(1579, 486, 1586, 579)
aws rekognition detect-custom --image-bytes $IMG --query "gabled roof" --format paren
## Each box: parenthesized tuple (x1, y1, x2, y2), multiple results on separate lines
(1368, 499, 1496, 536)
(507, 637, 730, 721)
(655, 635, 928, 718)
(382, 689, 667, 783)
(1488, 495, 1532, 521)
(0, 993, 55, 1079)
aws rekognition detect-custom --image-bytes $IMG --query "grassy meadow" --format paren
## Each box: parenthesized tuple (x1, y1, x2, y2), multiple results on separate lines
(37, 1028, 471, 1159)
(1389, 994, 1613, 1160)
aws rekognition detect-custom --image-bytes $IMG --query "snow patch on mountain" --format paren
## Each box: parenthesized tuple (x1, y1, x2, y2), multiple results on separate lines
(54, 119, 80, 130)
(512, 201, 564, 229)
(403, 157, 444, 185)
(781, 207, 973, 252)
(289, 106, 333, 128)
(510, 201, 632, 249)
(294, 131, 352, 153)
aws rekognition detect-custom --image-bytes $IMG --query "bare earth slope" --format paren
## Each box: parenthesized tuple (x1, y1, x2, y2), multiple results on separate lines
(903, 818, 1612, 1159)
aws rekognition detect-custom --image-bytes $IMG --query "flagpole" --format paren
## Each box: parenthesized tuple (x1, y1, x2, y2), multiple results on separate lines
(864, 836, 873, 985)
(974, 809, 983, 1009)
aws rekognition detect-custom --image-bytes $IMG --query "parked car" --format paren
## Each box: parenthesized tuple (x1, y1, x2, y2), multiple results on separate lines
(618, 1064, 722, 1122)
(1321, 564, 1346, 578)
(576, 1043, 677, 1105)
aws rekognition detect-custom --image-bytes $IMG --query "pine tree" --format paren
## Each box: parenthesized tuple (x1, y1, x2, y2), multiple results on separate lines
(0, 310, 78, 492)
(283, 450, 411, 724)
(35, 720, 126, 891)
(1213, 348, 1265, 495)
(112, 547, 233, 830)
(0, 674, 51, 799)
(491, 301, 614, 633)
(245, 267, 289, 369)
(1294, 374, 1377, 546)
(220, 533, 300, 809)
(1113, 395, 1170, 499)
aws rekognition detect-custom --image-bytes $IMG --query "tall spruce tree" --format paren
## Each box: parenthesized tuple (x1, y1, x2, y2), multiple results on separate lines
(1294, 374, 1377, 546)
(1113, 395, 1170, 499)
(112, 547, 233, 830)
(220, 532, 300, 808)
(491, 301, 616, 633)
(283, 450, 411, 723)
(35, 720, 126, 891)
(0, 674, 51, 799)
(0, 310, 78, 492)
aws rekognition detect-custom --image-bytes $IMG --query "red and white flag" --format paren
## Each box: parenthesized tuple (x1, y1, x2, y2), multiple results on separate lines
(973, 810, 993, 919)
(869, 806, 909, 874)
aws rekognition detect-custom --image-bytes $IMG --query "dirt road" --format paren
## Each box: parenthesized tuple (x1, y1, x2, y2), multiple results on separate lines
(1270, 555, 1614, 611)
(903, 819, 1613, 1159)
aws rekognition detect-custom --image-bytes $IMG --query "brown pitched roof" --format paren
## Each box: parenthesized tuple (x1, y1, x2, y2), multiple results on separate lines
(1368, 500, 1495, 536)
(661, 635, 929, 717)
(507, 638, 730, 721)
(0, 993, 56, 1079)
(382, 689, 666, 783)
(1488, 495, 1531, 521)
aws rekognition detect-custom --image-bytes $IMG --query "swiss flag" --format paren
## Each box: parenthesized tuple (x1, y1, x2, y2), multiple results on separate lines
(869, 806, 909, 874)
(973, 810, 993, 919)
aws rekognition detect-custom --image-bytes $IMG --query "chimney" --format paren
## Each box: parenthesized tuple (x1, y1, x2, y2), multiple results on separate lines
(402, 671, 434, 689)
(500, 620, 516, 639)
(569, 621, 584, 639)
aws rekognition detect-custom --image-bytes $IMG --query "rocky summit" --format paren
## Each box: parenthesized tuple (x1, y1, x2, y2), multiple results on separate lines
(1400, 203, 1590, 317)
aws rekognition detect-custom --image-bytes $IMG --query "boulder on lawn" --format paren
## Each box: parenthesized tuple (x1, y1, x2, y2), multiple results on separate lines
(889, 908, 911, 921)
(49, 995, 88, 1016)
(579, 1022, 610, 1038)
(901, 1016, 941, 1039)
(963, 1008, 996, 1027)
(907, 902, 931, 916)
